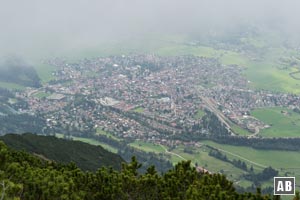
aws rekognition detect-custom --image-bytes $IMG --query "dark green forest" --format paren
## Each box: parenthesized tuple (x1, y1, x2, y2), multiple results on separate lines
(0, 136, 285, 200)
(0, 133, 124, 171)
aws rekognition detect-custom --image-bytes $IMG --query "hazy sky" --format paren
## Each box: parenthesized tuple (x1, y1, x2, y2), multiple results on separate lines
(1, 0, 300, 59)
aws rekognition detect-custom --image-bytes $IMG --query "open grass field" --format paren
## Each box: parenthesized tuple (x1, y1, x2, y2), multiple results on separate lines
(33, 91, 51, 99)
(128, 140, 249, 184)
(202, 141, 300, 195)
(129, 140, 166, 154)
(245, 61, 300, 94)
(123, 139, 300, 190)
(133, 107, 144, 113)
(251, 107, 300, 137)
(220, 51, 249, 66)
(244, 48, 300, 94)
(171, 145, 249, 186)
(194, 109, 206, 119)
(156, 45, 219, 57)
(33, 63, 57, 83)
(201, 140, 300, 172)
(200, 140, 300, 193)
(230, 123, 253, 136)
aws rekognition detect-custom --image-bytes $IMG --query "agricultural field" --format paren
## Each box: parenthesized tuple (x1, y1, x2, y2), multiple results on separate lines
(251, 107, 300, 137)
(128, 140, 264, 188)
(201, 140, 300, 177)
(171, 145, 250, 186)
(129, 140, 166, 154)
(198, 140, 300, 191)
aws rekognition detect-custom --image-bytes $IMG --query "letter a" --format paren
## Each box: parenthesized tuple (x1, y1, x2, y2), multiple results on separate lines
(277, 181, 284, 191)
(285, 181, 292, 191)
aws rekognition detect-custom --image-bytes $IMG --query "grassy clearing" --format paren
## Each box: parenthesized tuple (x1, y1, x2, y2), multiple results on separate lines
(244, 48, 300, 94)
(194, 109, 205, 119)
(201, 140, 300, 170)
(171, 145, 247, 182)
(33, 63, 57, 83)
(133, 107, 144, 113)
(220, 51, 249, 66)
(231, 124, 252, 136)
(200, 140, 300, 190)
(129, 141, 166, 154)
(8, 98, 18, 104)
(246, 62, 300, 94)
(156, 45, 219, 57)
(33, 91, 51, 98)
(251, 107, 300, 137)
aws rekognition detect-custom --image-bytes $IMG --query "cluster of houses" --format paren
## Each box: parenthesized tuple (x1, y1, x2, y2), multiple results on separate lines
(16, 54, 300, 144)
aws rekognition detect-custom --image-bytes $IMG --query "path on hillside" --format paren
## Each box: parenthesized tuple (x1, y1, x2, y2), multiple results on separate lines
(158, 143, 269, 169)
(212, 146, 267, 169)
(159, 144, 187, 161)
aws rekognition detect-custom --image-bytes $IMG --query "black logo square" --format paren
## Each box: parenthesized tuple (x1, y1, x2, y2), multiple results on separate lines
(274, 177, 295, 195)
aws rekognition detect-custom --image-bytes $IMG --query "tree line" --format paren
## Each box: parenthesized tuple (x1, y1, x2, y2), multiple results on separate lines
(0, 141, 279, 200)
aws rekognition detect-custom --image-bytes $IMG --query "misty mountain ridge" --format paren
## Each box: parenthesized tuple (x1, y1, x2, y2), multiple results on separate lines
(0, 56, 41, 88)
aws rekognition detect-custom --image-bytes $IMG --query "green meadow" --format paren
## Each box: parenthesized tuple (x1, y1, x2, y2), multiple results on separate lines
(194, 109, 206, 119)
(201, 140, 300, 171)
(129, 140, 166, 154)
(200, 140, 300, 190)
(33, 91, 51, 98)
(133, 107, 144, 113)
(230, 123, 252, 136)
(251, 107, 300, 138)
(33, 63, 57, 83)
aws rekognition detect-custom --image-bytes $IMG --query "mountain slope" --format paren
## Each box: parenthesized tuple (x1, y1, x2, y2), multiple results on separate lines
(0, 57, 41, 88)
(0, 140, 273, 199)
(0, 133, 124, 171)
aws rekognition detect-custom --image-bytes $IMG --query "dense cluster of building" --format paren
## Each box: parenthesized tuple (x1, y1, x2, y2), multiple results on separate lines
(16, 54, 300, 144)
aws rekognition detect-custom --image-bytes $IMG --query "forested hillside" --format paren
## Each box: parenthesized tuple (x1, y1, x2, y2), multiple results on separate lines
(0, 133, 124, 171)
(0, 140, 275, 200)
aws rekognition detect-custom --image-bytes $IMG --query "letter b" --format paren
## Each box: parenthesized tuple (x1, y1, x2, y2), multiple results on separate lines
(285, 181, 292, 191)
